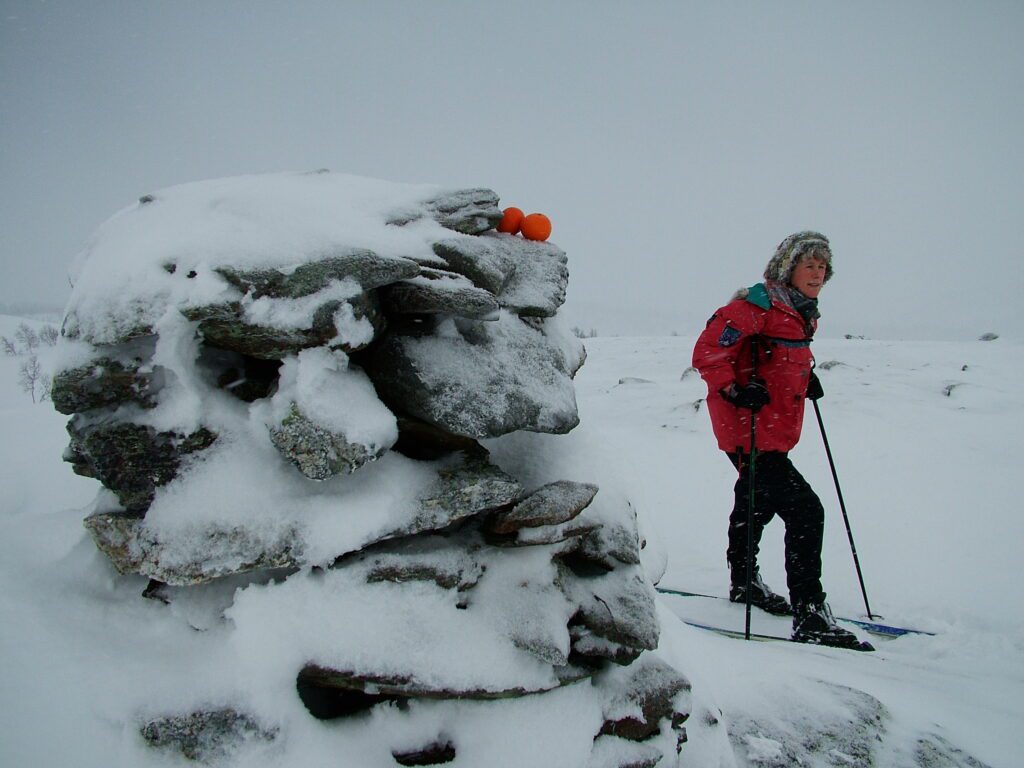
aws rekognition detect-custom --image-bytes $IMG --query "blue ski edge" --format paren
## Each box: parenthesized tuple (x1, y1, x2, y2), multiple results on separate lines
(655, 586, 935, 637)
(680, 619, 790, 643)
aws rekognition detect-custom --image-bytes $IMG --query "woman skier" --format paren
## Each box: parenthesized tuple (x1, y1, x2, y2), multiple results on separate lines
(691, 231, 869, 650)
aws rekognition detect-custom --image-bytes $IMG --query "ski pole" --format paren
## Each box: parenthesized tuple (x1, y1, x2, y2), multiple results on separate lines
(811, 399, 875, 620)
(744, 338, 759, 640)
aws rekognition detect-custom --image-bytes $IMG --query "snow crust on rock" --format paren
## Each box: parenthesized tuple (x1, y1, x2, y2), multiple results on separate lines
(62, 172, 453, 346)
(482, 233, 568, 316)
(241, 278, 362, 331)
(139, 442, 437, 569)
(268, 346, 397, 449)
(398, 310, 580, 435)
(227, 545, 575, 695)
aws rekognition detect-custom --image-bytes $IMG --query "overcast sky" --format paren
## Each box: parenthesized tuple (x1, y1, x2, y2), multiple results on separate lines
(2, 0, 1022, 339)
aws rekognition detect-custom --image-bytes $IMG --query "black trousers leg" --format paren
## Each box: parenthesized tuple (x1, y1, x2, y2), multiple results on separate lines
(725, 451, 825, 605)
(726, 451, 774, 579)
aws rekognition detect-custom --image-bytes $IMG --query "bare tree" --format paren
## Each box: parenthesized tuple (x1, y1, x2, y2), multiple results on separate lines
(39, 325, 59, 346)
(1, 336, 16, 356)
(18, 355, 45, 403)
(15, 323, 39, 353)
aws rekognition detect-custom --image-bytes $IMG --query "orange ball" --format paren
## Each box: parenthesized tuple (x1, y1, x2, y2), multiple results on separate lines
(520, 212, 552, 241)
(497, 206, 524, 234)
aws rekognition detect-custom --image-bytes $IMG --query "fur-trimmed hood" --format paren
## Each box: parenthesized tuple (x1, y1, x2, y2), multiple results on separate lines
(764, 231, 833, 285)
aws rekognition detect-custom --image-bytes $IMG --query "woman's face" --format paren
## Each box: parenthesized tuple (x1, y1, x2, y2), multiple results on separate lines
(790, 257, 828, 298)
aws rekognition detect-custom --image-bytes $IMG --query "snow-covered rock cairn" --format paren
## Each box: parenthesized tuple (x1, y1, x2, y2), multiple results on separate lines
(52, 171, 689, 766)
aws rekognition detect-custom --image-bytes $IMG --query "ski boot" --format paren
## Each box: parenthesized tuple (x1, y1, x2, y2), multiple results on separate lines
(729, 571, 792, 616)
(792, 600, 874, 651)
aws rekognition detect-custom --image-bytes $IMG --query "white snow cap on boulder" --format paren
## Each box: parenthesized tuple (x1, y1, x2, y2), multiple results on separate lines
(63, 171, 492, 345)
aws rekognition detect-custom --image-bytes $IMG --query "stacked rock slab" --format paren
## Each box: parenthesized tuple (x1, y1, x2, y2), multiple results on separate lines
(53, 172, 688, 767)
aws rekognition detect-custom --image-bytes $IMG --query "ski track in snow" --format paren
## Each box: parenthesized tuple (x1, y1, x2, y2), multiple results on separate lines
(1, 314, 1021, 767)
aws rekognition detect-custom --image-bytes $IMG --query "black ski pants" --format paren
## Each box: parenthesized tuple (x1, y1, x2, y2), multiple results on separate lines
(725, 450, 825, 606)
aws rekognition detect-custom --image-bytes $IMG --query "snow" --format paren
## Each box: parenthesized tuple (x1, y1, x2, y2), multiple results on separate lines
(399, 309, 581, 434)
(562, 333, 1024, 768)
(2, 313, 1023, 766)
(61, 172, 454, 346)
(241, 277, 362, 332)
(225, 566, 560, 694)
(139, 440, 437, 568)
(267, 346, 397, 447)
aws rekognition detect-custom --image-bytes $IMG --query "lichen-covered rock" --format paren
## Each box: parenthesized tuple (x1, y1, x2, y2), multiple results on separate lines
(431, 238, 507, 294)
(186, 301, 327, 358)
(67, 417, 217, 512)
(83, 508, 304, 584)
(140, 708, 277, 763)
(60, 173, 492, 346)
(266, 345, 398, 476)
(564, 570, 660, 664)
(567, 509, 643, 571)
(405, 452, 523, 535)
(358, 535, 485, 595)
(495, 242, 569, 318)
(184, 290, 384, 359)
(914, 732, 995, 768)
(422, 188, 503, 235)
(51, 357, 158, 415)
(381, 268, 500, 319)
(367, 311, 580, 439)
(596, 654, 691, 742)
(433, 233, 569, 317)
(365, 556, 481, 593)
(489, 480, 599, 535)
(724, 682, 889, 768)
(83, 453, 521, 585)
(81, 508, 144, 573)
(214, 251, 420, 299)
(269, 404, 387, 480)
(60, 309, 155, 345)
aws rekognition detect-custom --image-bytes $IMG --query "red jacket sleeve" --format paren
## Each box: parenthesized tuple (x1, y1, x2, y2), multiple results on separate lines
(691, 299, 768, 394)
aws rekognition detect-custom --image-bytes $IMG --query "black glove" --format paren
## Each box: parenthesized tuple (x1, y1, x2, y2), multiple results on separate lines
(721, 379, 770, 412)
(806, 371, 824, 401)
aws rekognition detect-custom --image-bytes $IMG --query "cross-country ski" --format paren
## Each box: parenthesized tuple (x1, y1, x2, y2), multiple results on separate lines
(655, 586, 934, 639)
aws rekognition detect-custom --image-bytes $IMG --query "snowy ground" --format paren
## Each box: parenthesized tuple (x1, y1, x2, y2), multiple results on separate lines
(564, 334, 1023, 767)
(1, 313, 1021, 766)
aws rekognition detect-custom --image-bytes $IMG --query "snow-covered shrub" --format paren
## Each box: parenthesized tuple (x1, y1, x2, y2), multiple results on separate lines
(39, 324, 59, 346)
(14, 322, 39, 352)
(18, 354, 49, 403)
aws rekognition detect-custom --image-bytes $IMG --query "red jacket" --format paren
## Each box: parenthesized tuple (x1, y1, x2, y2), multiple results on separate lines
(692, 282, 815, 453)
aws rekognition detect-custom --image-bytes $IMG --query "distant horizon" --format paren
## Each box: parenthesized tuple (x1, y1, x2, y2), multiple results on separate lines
(3, 2, 1021, 344)
(1, 304, 1011, 345)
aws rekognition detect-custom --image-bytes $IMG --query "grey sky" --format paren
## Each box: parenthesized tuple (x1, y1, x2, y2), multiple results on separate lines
(2, 0, 1022, 339)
